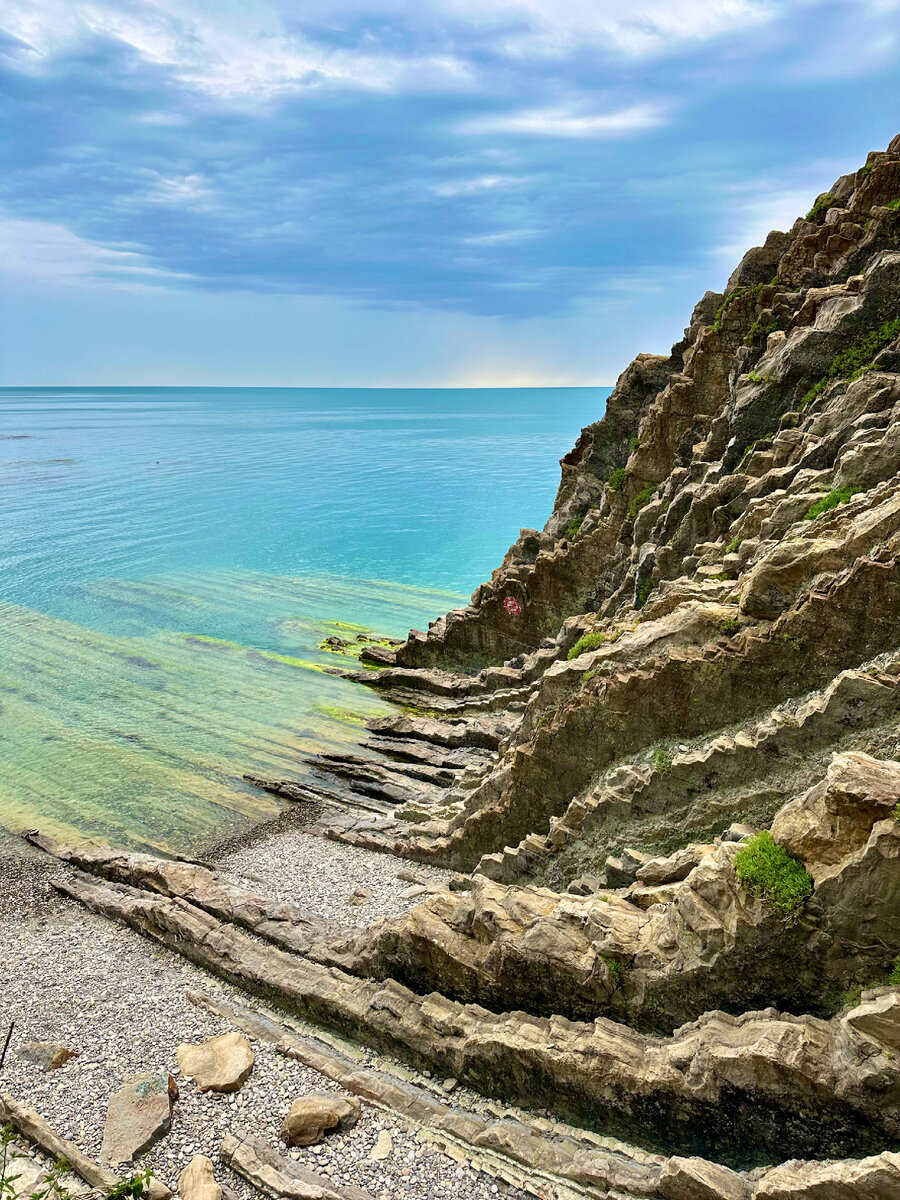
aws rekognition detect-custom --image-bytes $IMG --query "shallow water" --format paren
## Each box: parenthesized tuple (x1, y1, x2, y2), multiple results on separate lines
(0, 386, 609, 851)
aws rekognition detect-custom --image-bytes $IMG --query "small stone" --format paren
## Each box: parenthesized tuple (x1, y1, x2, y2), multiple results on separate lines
(17, 1042, 79, 1071)
(177, 1032, 254, 1093)
(101, 1071, 178, 1165)
(367, 1131, 393, 1162)
(280, 1094, 361, 1147)
(177, 1156, 221, 1200)
(347, 888, 373, 907)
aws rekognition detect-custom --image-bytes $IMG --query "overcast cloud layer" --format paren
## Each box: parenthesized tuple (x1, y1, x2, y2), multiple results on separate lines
(1, 0, 899, 384)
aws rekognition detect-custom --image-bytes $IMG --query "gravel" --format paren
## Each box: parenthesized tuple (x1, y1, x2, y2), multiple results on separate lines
(0, 872, 526, 1200)
(216, 829, 453, 929)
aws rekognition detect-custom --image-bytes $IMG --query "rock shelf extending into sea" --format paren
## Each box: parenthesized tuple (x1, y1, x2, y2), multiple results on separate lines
(5, 134, 900, 1200)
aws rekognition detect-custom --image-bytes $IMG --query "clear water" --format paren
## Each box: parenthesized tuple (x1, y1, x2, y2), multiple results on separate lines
(0, 386, 609, 852)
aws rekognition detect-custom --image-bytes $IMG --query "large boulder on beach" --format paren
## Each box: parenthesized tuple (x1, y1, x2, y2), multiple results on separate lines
(280, 1094, 361, 1146)
(101, 1071, 178, 1165)
(176, 1032, 254, 1093)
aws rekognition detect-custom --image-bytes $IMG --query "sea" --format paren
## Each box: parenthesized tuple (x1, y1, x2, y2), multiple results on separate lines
(0, 386, 609, 853)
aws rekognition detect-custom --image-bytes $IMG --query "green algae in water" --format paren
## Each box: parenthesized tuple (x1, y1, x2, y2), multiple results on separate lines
(0, 570, 462, 855)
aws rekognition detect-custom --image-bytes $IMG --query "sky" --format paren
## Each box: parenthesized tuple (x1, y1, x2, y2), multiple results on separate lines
(1, 0, 899, 387)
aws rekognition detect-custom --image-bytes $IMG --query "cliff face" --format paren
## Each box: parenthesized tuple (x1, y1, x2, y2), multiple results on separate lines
(39, 136, 900, 1200)
(389, 134, 900, 670)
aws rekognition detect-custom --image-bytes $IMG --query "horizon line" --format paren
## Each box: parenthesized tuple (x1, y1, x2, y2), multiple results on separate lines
(0, 382, 616, 391)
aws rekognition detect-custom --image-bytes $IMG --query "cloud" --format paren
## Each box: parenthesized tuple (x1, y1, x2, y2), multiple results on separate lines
(458, 102, 668, 138)
(0, 0, 898, 332)
(0, 214, 179, 285)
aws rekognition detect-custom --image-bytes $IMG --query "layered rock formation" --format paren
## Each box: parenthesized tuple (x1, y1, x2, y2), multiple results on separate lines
(31, 136, 900, 1198)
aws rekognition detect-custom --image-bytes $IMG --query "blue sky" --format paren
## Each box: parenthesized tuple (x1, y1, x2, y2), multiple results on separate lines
(1, 0, 899, 386)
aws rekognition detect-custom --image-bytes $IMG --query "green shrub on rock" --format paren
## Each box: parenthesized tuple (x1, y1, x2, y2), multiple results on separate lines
(734, 831, 813, 920)
(806, 192, 838, 222)
(562, 514, 584, 539)
(628, 487, 656, 519)
(803, 486, 863, 521)
(567, 630, 607, 660)
(608, 467, 626, 490)
(890, 956, 900, 986)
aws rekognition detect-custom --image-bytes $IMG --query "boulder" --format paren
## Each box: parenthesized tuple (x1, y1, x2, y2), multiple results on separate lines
(280, 1094, 361, 1147)
(17, 1043, 78, 1071)
(659, 1156, 750, 1200)
(177, 1156, 221, 1200)
(176, 1032, 254, 1093)
(100, 1072, 178, 1165)
(772, 752, 900, 878)
(636, 844, 713, 886)
(752, 1150, 900, 1198)
(844, 990, 900, 1053)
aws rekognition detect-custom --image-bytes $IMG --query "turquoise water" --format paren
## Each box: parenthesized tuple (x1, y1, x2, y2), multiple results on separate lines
(0, 386, 608, 851)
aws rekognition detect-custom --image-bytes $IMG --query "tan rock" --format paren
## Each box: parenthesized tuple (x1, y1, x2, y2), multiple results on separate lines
(177, 1156, 221, 1200)
(659, 1156, 751, 1200)
(347, 889, 372, 907)
(772, 752, 900, 879)
(740, 539, 846, 619)
(844, 990, 900, 1053)
(221, 1131, 373, 1200)
(752, 1150, 900, 1198)
(366, 1131, 392, 1162)
(100, 1072, 178, 1165)
(177, 1032, 254, 1093)
(280, 1094, 361, 1147)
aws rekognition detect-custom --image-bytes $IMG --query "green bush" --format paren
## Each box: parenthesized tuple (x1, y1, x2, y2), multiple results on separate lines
(604, 957, 625, 989)
(718, 617, 740, 636)
(562, 514, 584, 539)
(890, 956, 900, 986)
(628, 486, 656, 519)
(636, 578, 654, 608)
(630, 437, 640, 452)
(806, 192, 838, 222)
(608, 467, 626, 490)
(726, 535, 742, 554)
(734, 831, 813, 919)
(803, 486, 863, 521)
(652, 746, 673, 773)
(568, 630, 607, 660)
(887, 197, 900, 211)
(799, 317, 900, 409)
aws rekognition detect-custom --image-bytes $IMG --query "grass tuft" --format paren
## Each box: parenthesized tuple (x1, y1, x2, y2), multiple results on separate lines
(608, 467, 626, 491)
(806, 192, 838, 222)
(568, 630, 607, 660)
(803, 486, 863, 521)
(799, 317, 900, 410)
(628, 486, 656, 519)
(734, 831, 813, 920)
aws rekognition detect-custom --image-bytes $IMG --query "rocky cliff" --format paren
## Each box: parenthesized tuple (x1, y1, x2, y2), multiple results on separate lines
(32, 135, 900, 1199)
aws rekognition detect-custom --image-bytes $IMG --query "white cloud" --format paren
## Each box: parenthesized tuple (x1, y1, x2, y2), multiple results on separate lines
(458, 102, 668, 138)
(462, 228, 538, 244)
(0, 214, 182, 285)
(0, 0, 789, 107)
(433, 174, 532, 196)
